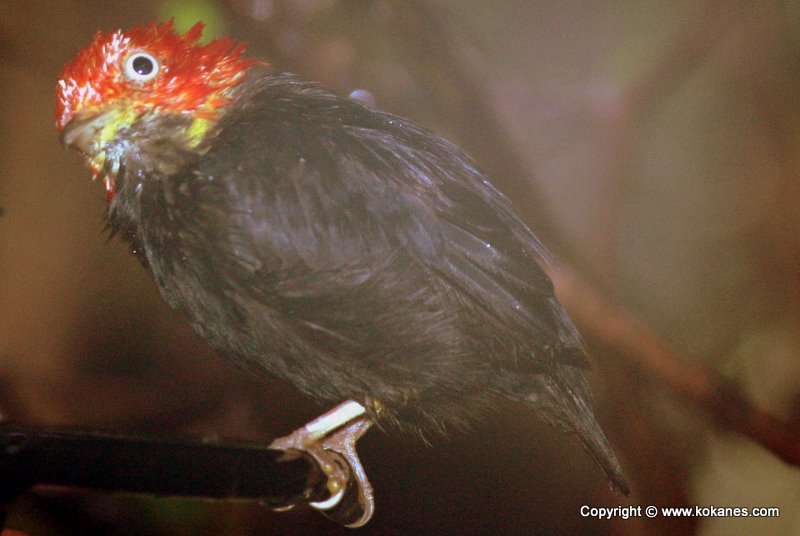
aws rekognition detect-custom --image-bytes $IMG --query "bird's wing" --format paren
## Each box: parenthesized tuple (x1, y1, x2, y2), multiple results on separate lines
(188, 76, 588, 371)
(343, 119, 590, 369)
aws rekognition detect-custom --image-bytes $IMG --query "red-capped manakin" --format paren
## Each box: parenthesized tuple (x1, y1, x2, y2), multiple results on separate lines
(57, 21, 627, 526)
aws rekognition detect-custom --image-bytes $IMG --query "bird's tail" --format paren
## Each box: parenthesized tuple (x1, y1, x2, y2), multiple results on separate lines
(513, 366, 629, 495)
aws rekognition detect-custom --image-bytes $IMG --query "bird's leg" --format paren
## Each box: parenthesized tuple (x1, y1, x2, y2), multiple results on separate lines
(269, 400, 375, 527)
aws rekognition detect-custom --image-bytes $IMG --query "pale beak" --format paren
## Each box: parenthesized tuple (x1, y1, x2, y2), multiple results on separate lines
(59, 109, 117, 155)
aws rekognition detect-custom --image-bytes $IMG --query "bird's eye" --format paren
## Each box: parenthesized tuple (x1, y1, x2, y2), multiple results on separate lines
(123, 52, 160, 82)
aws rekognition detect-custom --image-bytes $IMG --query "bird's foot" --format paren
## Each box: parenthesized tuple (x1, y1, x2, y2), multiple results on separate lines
(269, 400, 375, 527)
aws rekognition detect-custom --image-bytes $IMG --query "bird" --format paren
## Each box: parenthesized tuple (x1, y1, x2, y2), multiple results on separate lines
(56, 20, 627, 526)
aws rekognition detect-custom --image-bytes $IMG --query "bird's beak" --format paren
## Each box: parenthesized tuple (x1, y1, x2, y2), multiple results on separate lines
(60, 108, 133, 200)
(59, 109, 117, 155)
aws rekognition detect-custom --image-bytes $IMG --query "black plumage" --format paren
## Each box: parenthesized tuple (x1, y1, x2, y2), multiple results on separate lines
(102, 74, 626, 493)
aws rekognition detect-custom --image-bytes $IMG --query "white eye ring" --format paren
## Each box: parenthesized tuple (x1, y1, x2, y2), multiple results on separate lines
(123, 52, 160, 82)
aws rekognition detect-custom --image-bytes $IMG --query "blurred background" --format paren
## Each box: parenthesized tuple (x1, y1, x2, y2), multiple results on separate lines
(2, 0, 800, 534)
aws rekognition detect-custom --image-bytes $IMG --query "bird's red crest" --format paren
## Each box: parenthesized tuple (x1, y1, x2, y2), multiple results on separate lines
(56, 20, 258, 131)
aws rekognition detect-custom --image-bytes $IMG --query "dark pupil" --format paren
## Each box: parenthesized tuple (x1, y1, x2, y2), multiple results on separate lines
(131, 56, 154, 76)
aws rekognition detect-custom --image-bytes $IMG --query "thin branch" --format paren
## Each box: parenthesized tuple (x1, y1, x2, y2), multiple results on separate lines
(552, 267, 800, 466)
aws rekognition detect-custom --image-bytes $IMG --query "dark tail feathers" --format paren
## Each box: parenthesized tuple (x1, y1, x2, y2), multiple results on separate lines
(517, 366, 629, 495)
